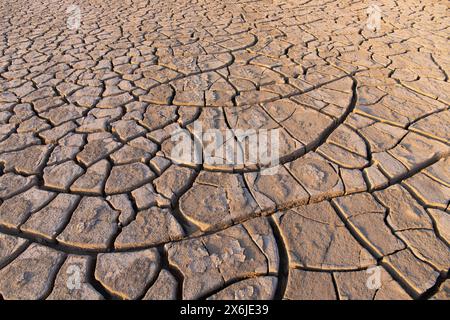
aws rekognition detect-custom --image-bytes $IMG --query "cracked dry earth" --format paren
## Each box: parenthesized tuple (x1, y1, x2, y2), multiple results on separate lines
(0, 0, 449, 301)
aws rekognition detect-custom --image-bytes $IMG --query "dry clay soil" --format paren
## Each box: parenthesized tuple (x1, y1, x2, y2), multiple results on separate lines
(0, 0, 449, 300)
